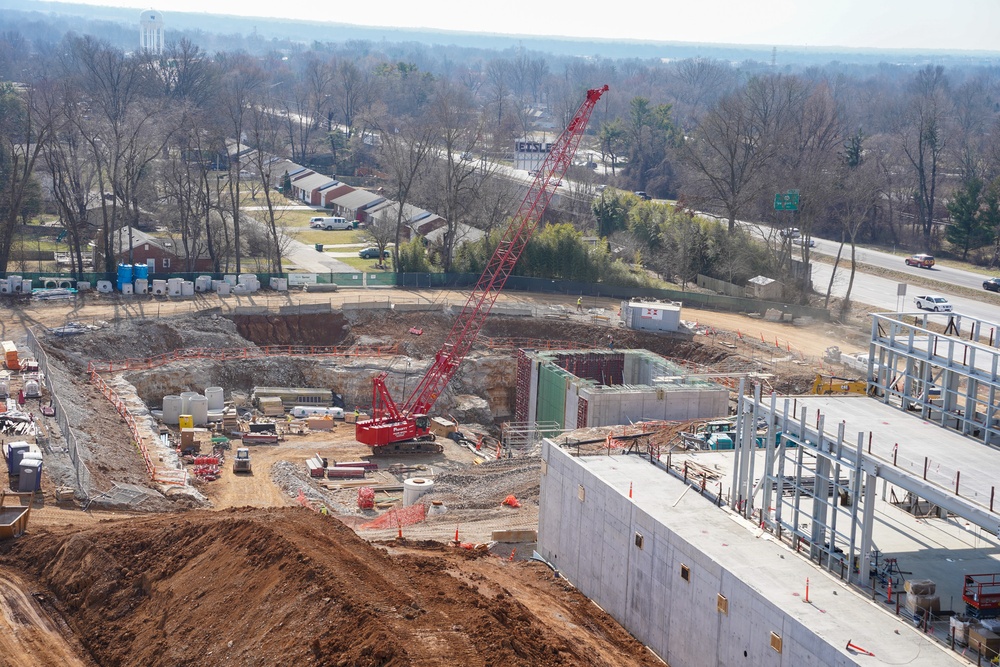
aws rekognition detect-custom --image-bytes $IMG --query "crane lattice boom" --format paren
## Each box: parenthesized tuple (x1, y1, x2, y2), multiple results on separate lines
(356, 85, 608, 448)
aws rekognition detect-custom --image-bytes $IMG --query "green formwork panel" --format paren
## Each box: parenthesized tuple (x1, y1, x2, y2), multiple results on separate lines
(536, 364, 569, 431)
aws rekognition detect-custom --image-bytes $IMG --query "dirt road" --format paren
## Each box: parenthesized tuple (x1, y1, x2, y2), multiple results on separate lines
(0, 572, 96, 667)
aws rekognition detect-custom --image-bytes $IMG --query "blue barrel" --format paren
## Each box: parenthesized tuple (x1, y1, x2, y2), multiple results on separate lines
(117, 263, 133, 291)
(134, 263, 149, 280)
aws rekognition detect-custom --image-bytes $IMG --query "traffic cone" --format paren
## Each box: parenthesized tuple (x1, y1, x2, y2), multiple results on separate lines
(454, 524, 460, 542)
(629, 482, 633, 498)
(886, 578, 893, 604)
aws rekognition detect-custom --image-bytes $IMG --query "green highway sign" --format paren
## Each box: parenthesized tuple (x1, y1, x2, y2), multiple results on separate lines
(773, 191, 800, 211)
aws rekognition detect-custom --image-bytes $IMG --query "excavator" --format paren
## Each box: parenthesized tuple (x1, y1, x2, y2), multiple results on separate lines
(355, 85, 609, 453)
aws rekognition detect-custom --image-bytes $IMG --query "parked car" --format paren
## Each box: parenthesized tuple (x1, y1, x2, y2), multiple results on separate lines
(633, 191, 652, 200)
(984, 278, 1000, 292)
(359, 247, 390, 259)
(913, 295, 952, 312)
(310, 216, 352, 230)
(905, 253, 935, 268)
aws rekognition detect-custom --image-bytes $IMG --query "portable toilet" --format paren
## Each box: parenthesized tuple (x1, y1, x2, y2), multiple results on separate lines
(18, 458, 41, 492)
(5, 442, 30, 475)
(134, 263, 149, 281)
(117, 263, 133, 291)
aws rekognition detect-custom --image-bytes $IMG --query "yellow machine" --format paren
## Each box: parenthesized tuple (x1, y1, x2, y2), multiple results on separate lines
(811, 374, 869, 396)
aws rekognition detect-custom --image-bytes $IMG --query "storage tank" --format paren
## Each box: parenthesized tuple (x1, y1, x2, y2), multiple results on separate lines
(151, 279, 167, 296)
(269, 277, 288, 291)
(205, 387, 225, 411)
(189, 396, 209, 426)
(195, 275, 212, 292)
(402, 478, 434, 506)
(7, 276, 21, 292)
(133, 263, 149, 280)
(162, 395, 182, 425)
(181, 281, 195, 296)
(216, 281, 231, 296)
(23, 377, 40, 398)
(20, 279, 31, 294)
(134, 278, 148, 294)
(167, 278, 182, 296)
(223, 274, 237, 286)
(120, 282, 133, 295)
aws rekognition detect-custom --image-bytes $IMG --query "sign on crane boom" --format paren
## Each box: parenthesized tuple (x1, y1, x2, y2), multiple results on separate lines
(355, 85, 609, 452)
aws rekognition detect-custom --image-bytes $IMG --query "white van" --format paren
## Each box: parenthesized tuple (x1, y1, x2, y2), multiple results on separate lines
(309, 216, 352, 230)
(290, 405, 345, 419)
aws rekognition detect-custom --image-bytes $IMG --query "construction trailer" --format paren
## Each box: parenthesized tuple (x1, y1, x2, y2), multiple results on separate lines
(619, 300, 682, 333)
(514, 348, 728, 431)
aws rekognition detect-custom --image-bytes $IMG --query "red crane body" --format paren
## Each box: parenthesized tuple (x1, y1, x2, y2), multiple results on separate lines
(356, 85, 609, 450)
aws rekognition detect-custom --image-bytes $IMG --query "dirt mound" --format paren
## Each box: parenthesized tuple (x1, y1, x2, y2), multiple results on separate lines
(2, 508, 660, 667)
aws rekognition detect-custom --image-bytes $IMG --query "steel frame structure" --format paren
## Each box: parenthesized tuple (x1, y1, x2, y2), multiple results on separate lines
(869, 311, 1000, 445)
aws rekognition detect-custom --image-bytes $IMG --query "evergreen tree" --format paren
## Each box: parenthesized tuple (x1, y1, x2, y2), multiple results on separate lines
(946, 177, 992, 260)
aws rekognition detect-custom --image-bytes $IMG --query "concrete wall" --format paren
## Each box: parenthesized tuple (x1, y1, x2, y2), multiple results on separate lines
(580, 386, 727, 426)
(538, 442, 857, 667)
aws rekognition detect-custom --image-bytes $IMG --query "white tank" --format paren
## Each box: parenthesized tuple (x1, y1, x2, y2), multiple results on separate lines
(189, 396, 209, 426)
(179, 391, 199, 415)
(195, 276, 212, 292)
(23, 378, 40, 398)
(224, 274, 237, 286)
(134, 278, 148, 294)
(162, 395, 182, 425)
(402, 478, 434, 506)
(120, 282, 133, 295)
(20, 279, 31, 293)
(181, 281, 194, 296)
(205, 387, 224, 410)
(7, 276, 21, 291)
(216, 282, 231, 296)
(97, 280, 113, 293)
(151, 279, 167, 295)
(167, 279, 182, 296)
(269, 277, 287, 291)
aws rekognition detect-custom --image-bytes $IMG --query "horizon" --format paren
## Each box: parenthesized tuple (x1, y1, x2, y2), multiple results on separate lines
(26, 0, 1000, 55)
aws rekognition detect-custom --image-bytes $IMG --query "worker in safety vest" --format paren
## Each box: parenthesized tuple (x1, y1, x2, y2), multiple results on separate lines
(576, 296, 583, 312)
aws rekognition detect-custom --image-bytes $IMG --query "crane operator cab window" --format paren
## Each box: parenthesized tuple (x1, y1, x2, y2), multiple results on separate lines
(414, 415, 429, 430)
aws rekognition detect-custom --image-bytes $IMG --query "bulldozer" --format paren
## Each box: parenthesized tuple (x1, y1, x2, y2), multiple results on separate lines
(811, 374, 869, 396)
(232, 448, 252, 474)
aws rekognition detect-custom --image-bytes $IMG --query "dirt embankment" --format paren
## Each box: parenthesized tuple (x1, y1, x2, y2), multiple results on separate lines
(1, 508, 661, 667)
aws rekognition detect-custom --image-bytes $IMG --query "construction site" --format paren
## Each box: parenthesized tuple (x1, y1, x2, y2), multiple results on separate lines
(0, 83, 983, 667)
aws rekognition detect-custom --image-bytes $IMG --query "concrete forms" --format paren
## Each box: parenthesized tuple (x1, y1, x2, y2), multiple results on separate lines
(869, 311, 1000, 445)
(514, 348, 727, 430)
(537, 440, 958, 666)
(620, 300, 682, 333)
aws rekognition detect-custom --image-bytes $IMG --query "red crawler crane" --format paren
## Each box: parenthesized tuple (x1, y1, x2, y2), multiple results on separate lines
(356, 85, 609, 451)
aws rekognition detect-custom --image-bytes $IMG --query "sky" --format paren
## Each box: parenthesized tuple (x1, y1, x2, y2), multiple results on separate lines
(78, 0, 1000, 52)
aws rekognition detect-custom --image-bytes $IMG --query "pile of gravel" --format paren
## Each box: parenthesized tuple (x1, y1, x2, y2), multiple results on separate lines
(424, 457, 541, 510)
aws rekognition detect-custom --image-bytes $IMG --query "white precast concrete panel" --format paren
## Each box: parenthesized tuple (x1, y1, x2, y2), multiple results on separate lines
(204, 387, 225, 411)
(162, 395, 182, 425)
(402, 478, 434, 506)
(189, 396, 209, 426)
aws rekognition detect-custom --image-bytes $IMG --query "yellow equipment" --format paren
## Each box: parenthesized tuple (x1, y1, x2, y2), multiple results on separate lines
(811, 374, 869, 396)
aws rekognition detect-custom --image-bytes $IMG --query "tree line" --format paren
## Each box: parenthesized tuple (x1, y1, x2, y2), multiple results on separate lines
(2, 22, 1000, 311)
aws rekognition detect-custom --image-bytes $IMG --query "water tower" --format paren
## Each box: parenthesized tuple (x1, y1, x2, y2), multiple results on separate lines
(139, 10, 165, 55)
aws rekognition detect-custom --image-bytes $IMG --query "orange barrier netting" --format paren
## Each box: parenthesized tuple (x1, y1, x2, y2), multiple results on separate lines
(359, 503, 427, 530)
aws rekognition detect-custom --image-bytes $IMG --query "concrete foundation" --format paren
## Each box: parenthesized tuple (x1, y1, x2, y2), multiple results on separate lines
(537, 440, 960, 666)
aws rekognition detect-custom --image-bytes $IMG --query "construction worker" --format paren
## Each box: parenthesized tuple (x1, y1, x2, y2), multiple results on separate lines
(354, 406, 360, 419)
(576, 296, 583, 312)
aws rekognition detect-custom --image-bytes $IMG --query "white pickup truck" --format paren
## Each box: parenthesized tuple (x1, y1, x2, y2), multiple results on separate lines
(914, 295, 953, 312)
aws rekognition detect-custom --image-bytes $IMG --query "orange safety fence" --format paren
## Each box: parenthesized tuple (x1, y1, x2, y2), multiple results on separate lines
(359, 503, 427, 530)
